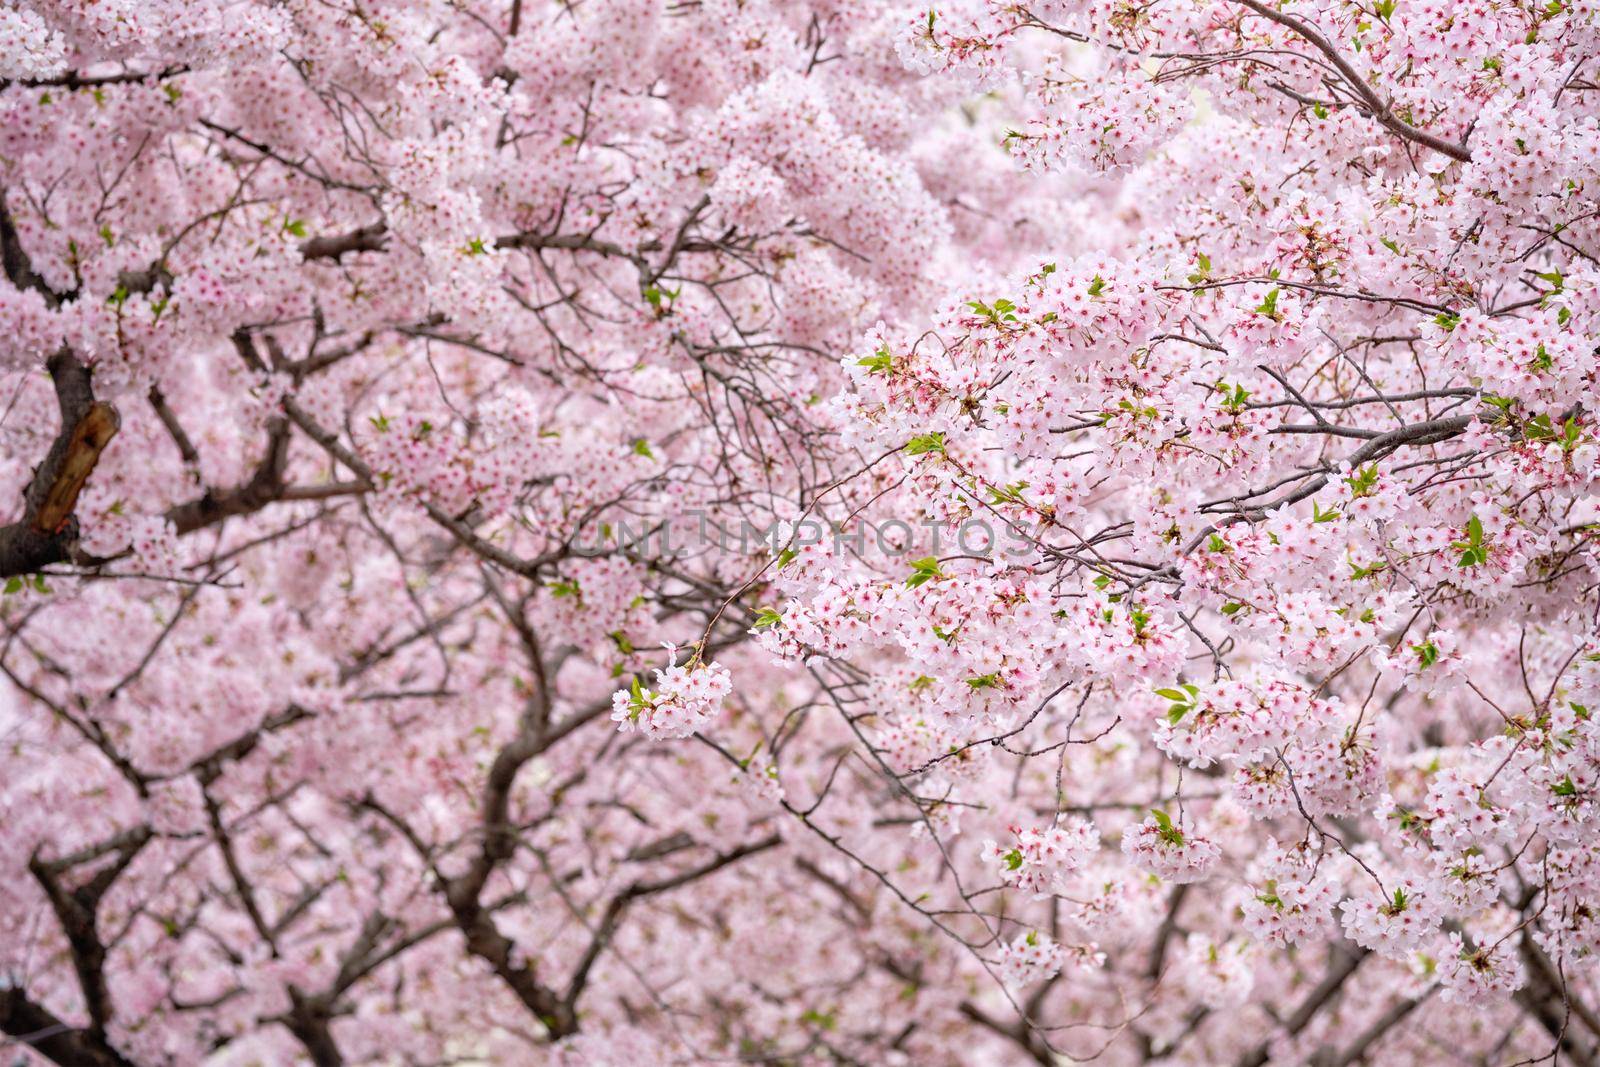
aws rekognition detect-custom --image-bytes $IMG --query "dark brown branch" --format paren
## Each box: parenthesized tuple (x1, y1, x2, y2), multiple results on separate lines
(166, 417, 294, 535)
(562, 833, 782, 1009)
(957, 1001, 1053, 1066)
(1232, 0, 1472, 162)
(1236, 946, 1370, 1067)
(1145, 884, 1189, 980)
(0, 204, 120, 577)
(1320, 990, 1427, 1066)
(27, 828, 152, 1046)
(283, 990, 345, 1067)
(1517, 937, 1600, 1067)
(299, 224, 389, 262)
(1, 199, 58, 299)
(0, 66, 187, 92)
(0, 987, 134, 1067)
(0, 352, 119, 578)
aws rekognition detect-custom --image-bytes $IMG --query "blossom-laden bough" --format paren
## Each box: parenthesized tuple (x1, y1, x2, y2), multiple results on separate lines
(2, 0, 1599, 1064)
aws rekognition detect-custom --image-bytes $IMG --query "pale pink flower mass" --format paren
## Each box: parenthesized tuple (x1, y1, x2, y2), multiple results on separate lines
(0, 0, 1597, 1063)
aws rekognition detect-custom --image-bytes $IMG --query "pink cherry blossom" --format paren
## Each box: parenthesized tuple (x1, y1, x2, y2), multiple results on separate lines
(2, 0, 1598, 1063)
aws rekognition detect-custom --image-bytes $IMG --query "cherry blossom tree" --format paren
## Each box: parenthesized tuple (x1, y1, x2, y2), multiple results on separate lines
(2, 0, 1599, 1064)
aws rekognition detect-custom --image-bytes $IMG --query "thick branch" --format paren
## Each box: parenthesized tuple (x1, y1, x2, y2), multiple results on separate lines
(0, 987, 134, 1067)
(957, 1001, 1053, 1066)
(1236, 946, 1370, 1067)
(166, 417, 294, 535)
(0, 352, 119, 577)
(1232, 0, 1472, 162)
(0, 203, 119, 577)
(563, 833, 782, 1008)
(1517, 937, 1600, 1067)
(27, 828, 152, 1045)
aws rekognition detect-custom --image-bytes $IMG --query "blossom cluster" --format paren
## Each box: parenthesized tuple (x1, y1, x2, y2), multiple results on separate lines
(611, 658, 734, 741)
(2, 0, 1599, 1062)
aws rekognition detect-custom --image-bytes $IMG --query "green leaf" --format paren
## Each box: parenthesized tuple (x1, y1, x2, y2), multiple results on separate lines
(905, 557, 945, 588)
(1344, 464, 1379, 498)
(1452, 515, 1488, 567)
(1535, 268, 1565, 293)
(642, 284, 679, 311)
(1158, 683, 1198, 725)
(1129, 605, 1152, 636)
(800, 1008, 837, 1031)
(753, 606, 783, 630)
(630, 438, 655, 459)
(1254, 287, 1281, 319)
(1150, 808, 1186, 845)
(1003, 848, 1024, 870)
(987, 480, 1030, 506)
(857, 347, 894, 375)
(3, 577, 22, 595)
(1087, 275, 1108, 297)
(967, 297, 1018, 325)
(905, 432, 947, 456)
